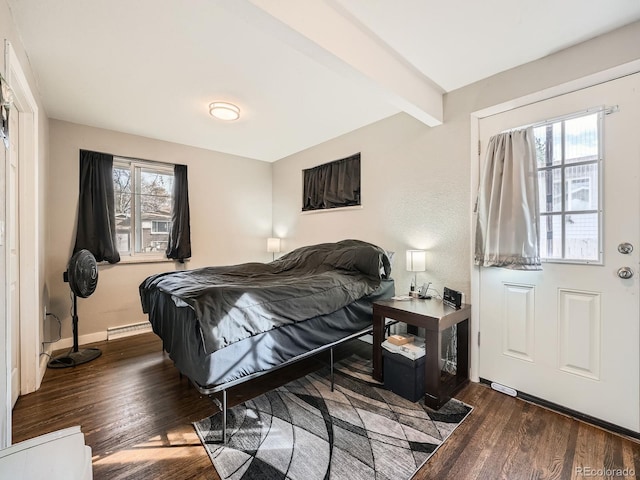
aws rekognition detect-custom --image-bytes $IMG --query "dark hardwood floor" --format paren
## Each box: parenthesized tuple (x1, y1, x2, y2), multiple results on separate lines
(12, 333, 640, 479)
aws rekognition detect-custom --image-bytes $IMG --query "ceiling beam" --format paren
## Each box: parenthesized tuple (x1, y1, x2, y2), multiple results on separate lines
(227, 0, 443, 127)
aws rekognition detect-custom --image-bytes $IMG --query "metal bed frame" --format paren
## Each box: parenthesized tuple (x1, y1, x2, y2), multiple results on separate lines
(190, 321, 396, 444)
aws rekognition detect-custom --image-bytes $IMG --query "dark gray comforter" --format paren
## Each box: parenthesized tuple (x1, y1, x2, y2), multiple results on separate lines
(140, 239, 391, 354)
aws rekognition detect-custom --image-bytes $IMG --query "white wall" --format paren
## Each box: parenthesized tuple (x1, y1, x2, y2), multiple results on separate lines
(47, 120, 272, 343)
(272, 20, 640, 301)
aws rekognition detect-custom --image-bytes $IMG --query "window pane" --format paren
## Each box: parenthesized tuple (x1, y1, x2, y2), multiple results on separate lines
(540, 214, 562, 259)
(113, 167, 132, 214)
(565, 213, 599, 261)
(565, 114, 598, 164)
(113, 166, 132, 252)
(534, 123, 562, 167)
(136, 169, 173, 253)
(538, 168, 562, 213)
(565, 164, 598, 211)
(534, 112, 601, 263)
(116, 233, 130, 253)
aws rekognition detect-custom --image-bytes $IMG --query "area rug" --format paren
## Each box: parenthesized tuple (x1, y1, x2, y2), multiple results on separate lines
(194, 356, 472, 480)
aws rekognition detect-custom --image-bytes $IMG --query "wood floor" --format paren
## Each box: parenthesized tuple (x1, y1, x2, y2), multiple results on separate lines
(12, 333, 640, 479)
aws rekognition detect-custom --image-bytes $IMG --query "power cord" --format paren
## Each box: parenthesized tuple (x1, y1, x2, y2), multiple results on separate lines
(40, 312, 62, 357)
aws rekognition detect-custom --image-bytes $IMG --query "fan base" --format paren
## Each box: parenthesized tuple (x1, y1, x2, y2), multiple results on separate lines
(47, 348, 102, 369)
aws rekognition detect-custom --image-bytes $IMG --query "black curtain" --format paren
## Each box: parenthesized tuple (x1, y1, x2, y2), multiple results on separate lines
(74, 150, 120, 263)
(166, 164, 191, 261)
(302, 153, 361, 211)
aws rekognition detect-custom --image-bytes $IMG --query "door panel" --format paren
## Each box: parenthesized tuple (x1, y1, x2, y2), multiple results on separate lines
(478, 73, 640, 432)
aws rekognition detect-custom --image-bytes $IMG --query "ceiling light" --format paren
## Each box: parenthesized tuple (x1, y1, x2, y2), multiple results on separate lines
(209, 102, 240, 121)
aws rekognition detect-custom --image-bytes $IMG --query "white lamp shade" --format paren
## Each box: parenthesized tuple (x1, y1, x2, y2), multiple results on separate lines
(406, 250, 426, 272)
(267, 237, 281, 253)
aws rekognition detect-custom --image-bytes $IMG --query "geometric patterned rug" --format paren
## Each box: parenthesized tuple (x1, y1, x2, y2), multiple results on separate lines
(194, 356, 473, 480)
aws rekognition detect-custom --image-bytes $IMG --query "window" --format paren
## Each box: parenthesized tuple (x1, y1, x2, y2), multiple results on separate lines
(534, 111, 602, 263)
(151, 220, 170, 234)
(113, 157, 174, 257)
(302, 153, 361, 211)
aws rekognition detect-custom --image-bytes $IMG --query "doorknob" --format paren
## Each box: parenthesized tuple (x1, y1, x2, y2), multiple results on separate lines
(617, 267, 634, 279)
(618, 242, 634, 254)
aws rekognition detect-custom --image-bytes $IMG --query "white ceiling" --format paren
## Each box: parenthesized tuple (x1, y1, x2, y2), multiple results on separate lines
(7, 0, 640, 162)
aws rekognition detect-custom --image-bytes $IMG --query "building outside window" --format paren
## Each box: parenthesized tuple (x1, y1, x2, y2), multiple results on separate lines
(534, 111, 602, 263)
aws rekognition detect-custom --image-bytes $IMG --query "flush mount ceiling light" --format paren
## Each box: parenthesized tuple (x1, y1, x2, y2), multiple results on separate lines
(209, 102, 240, 121)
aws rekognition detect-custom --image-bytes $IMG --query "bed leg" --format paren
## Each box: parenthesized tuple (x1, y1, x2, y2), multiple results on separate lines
(222, 389, 227, 444)
(330, 347, 334, 392)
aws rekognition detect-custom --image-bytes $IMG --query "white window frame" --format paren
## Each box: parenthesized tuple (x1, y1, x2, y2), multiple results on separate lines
(534, 108, 604, 265)
(113, 156, 174, 260)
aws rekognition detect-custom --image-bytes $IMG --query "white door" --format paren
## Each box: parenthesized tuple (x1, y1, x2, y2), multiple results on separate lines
(478, 73, 640, 432)
(8, 107, 20, 408)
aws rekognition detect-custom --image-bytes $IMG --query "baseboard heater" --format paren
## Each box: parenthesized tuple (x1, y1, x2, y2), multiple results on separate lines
(107, 321, 152, 340)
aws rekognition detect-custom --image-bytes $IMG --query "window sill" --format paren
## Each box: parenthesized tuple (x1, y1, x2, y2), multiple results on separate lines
(300, 205, 363, 215)
(102, 256, 189, 266)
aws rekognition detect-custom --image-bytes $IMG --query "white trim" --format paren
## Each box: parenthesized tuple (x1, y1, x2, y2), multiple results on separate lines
(0, 82, 8, 450)
(300, 205, 363, 215)
(5, 42, 41, 401)
(114, 255, 177, 265)
(50, 331, 107, 351)
(469, 58, 640, 384)
(472, 59, 640, 120)
(51, 323, 153, 350)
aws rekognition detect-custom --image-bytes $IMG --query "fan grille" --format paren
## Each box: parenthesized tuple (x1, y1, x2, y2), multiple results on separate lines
(68, 249, 98, 298)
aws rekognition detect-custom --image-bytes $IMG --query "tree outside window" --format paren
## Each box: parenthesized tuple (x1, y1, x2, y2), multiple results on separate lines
(113, 158, 174, 256)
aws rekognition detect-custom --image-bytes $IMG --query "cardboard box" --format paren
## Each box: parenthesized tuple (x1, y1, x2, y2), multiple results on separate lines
(387, 334, 413, 346)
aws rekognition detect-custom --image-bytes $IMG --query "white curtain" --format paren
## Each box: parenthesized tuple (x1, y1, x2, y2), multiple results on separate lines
(475, 128, 541, 270)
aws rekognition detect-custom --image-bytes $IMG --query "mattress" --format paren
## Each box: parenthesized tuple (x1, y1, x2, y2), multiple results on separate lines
(147, 279, 395, 389)
(140, 239, 392, 354)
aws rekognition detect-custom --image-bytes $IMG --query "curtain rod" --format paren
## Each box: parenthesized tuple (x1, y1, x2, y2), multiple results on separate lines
(81, 148, 183, 168)
(501, 105, 618, 133)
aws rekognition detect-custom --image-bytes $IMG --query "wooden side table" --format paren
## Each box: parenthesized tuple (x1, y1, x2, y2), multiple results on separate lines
(372, 298, 471, 409)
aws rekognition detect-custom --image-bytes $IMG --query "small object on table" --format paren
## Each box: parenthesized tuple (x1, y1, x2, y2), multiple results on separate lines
(387, 334, 413, 346)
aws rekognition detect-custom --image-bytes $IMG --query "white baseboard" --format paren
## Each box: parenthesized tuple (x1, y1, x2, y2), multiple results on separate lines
(50, 322, 153, 351)
(51, 331, 107, 351)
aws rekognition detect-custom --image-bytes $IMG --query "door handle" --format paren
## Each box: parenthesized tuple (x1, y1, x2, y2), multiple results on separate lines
(618, 242, 634, 254)
(617, 267, 634, 279)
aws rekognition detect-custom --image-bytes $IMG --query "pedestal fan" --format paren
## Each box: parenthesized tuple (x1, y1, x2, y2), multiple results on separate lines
(48, 249, 102, 368)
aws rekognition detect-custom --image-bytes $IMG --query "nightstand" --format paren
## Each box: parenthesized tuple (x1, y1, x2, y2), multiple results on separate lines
(372, 298, 471, 409)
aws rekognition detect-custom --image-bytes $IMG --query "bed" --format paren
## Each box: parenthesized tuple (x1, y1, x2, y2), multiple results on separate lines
(139, 239, 394, 440)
